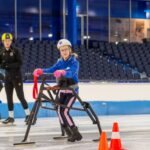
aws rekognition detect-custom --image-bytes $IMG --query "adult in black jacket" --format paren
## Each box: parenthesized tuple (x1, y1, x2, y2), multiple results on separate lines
(0, 33, 30, 124)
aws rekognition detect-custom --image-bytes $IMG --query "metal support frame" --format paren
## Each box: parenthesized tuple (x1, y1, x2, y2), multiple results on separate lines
(14, 76, 102, 145)
(86, 0, 89, 49)
(39, 0, 42, 41)
(81, 15, 84, 45)
(14, 0, 17, 39)
(108, 0, 111, 43)
(129, 0, 132, 43)
(78, 14, 85, 45)
(63, 0, 66, 38)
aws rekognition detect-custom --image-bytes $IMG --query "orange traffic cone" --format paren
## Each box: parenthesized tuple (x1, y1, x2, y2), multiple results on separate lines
(98, 132, 109, 150)
(109, 122, 125, 150)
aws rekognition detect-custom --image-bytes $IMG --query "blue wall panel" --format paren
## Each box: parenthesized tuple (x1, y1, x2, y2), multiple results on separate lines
(1, 100, 150, 119)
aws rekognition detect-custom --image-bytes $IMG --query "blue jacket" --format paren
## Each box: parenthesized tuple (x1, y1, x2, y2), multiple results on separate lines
(43, 55, 79, 84)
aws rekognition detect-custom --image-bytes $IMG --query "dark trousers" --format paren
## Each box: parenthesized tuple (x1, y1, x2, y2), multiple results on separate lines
(5, 73, 28, 111)
(57, 92, 76, 127)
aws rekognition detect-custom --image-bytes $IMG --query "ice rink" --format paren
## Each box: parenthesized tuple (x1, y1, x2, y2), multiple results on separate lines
(0, 115, 150, 150)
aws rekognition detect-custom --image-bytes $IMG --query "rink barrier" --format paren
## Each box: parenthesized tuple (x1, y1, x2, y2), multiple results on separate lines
(0, 100, 150, 118)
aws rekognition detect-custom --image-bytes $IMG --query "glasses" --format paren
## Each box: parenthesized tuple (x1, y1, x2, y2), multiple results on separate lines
(60, 48, 70, 52)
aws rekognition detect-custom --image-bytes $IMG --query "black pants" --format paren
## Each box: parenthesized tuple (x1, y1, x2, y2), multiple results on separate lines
(5, 73, 28, 111)
(57, 92, 76, 127)
(0, 81, 3, 92)
(0, 73, 4, 91)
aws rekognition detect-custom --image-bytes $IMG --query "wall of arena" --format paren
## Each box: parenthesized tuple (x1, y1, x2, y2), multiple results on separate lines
(0, 82, 150, 118)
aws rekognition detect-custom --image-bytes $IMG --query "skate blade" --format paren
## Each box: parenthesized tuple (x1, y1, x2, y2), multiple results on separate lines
(53, 136, 68, 140)
(14, 141, 35, 146)
(93, 137, 111, 142)
(0, 122, 16, 127)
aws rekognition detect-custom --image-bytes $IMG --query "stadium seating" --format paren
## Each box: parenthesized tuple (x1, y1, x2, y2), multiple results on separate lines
(1, 39, 149, 82)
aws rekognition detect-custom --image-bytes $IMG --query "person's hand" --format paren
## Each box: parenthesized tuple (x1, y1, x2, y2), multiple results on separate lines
(53, 70, 66, 78)
(33, 68, 43, 77)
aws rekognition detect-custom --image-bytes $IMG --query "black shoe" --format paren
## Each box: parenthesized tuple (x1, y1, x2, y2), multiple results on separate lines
(25, 115, 29, 122)
(2, 117, 14, 125)
(68, 126, 82, 142)
(63, 126, 72, 138)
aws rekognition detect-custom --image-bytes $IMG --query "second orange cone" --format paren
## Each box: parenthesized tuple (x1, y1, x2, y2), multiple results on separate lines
(109, 122, 125, 150)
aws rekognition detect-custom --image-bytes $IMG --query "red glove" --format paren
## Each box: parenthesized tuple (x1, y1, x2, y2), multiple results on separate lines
(33, 68, 43, 77)
(54, 70, 66, 78)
